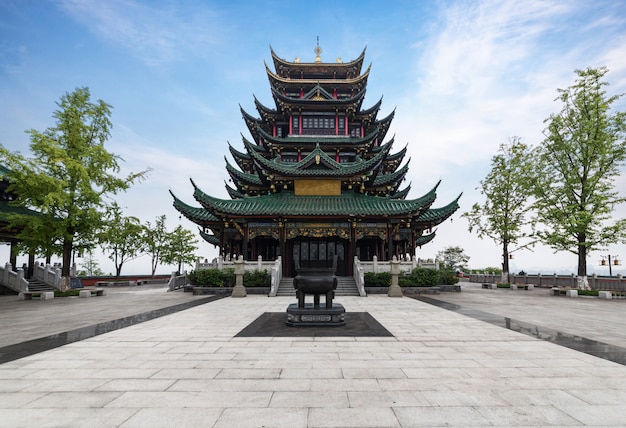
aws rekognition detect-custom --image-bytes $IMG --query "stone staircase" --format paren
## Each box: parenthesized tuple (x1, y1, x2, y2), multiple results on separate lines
(26, 279, 55, 292)
(275, 276, 360, 297)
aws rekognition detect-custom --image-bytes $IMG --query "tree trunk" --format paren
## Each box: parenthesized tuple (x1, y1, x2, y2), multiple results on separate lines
(502, 241, 510, 284)
(60, 239, 73, 291)
(577, 235, 589, 289)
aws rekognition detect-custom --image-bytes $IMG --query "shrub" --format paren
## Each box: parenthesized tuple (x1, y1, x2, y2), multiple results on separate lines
(364, 272, 391, 287)
(188, 268, 224, 286)
(401, 267, 439, 286)
(188, 268, 269, 287)
(244, 270, 270, 287)
(439, 269, 459, 285)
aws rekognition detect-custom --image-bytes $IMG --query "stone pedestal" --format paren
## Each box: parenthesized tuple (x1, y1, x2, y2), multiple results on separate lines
(231, 256, 247, 298)
(566, 289, 578, 298)
(388, 256, 403, 297)
(599, 291, 612, 299)
(286, 303, 345, 327)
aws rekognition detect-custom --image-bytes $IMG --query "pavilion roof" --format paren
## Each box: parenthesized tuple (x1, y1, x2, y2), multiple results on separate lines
(269, 46, 367, 77)
(189, 181, 441, 218)
(243, 139, 391, 179)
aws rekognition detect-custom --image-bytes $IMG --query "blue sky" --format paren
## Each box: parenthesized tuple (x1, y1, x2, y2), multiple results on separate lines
(1, 0, 626, 275)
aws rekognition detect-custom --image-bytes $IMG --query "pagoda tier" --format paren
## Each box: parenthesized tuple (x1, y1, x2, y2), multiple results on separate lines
(269, 46, 367, 80)
(172, 45, 460, 276)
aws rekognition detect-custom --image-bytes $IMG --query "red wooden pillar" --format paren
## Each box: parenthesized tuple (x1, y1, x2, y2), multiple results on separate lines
(289, 116, 293, 135)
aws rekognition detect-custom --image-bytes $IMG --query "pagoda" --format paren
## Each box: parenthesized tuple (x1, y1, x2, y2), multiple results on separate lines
(171, 43, 460, 277)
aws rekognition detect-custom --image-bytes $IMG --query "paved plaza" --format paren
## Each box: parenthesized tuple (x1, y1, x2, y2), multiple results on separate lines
(1, 282, 626, 427)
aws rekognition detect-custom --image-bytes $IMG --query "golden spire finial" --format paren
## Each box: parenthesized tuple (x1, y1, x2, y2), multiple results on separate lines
(314, 36, 322, 63)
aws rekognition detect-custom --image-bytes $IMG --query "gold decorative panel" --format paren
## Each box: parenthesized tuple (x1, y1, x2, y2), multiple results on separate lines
(294, 179, 341, 196)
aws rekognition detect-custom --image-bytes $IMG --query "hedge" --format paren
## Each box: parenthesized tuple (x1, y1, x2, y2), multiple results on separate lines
(188, 268, 270, 287)
(364, 267, 459, 287)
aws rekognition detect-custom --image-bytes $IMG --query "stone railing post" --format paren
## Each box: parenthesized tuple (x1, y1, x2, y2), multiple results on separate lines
(388, 256, 403, 297)
(373, 255, 378, 273)
(257, 255, 263, 271)
(231, 255, 247, 297)
(3, 263, 10, 285)
(218, 255, 224, 270)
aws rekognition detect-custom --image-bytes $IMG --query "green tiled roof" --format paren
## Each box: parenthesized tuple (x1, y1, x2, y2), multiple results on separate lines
(416, 231, 437, 247)
(225, 159, 263, 186)
(243, 139, 390, 179)
(414, 194, 462, 225)
(372, 163, 409, 186)
(272, 86, 366, 108)
(191, 184, 440, 217)
(199, 229, 219, 245)
(170, 191, 220, 223)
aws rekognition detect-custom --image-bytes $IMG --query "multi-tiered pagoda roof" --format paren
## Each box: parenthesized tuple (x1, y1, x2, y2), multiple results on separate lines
(172, 44, 460, 273)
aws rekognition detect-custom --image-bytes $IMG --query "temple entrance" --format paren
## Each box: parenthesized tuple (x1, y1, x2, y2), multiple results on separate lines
(251, 237, 280, 261)
(355, 237, 384, 261)
(289, 237, 347, 277)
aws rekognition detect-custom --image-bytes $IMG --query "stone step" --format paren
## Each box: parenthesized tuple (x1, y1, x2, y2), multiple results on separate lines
(26, 280, 55, 292)
(275, 277, 360, 296)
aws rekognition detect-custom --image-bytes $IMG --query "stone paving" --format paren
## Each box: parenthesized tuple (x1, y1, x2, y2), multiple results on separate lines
(1, 283, 626, 427)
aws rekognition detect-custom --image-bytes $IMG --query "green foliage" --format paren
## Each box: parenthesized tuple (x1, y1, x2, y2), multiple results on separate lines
(160, 225, 199, 273)
(364, 272, 391, 287)
(400, 268, 440, 286)
(244, 270, 270, 287)
(143, 215, 169, 277)
(577, 289, 599, 296)
(438, 269, 459, 285)
(461, 138, 534, 278)
(496, 283, 511, 288)
(436, 246, 470, 271)
(99, 203, 145, 277)
(0, 87, 147, 284)
(529, 67, 626, 277)
(188, 268, 269, 287)
(188, 268, 224, 286)
(77, 251, 105, 276)
(366, 268, 459, 287)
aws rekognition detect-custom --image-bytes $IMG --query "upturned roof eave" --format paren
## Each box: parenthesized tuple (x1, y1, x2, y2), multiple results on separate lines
(269, 45, 366, 74)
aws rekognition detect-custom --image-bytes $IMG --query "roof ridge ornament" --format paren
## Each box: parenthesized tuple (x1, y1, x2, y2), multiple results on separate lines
(314, 36, 322, 63)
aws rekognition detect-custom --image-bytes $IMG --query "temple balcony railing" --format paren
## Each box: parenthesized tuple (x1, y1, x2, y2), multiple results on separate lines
(0, 263, 29, 293)
(355, 255, 439, 274)
(32, 263, 62, 290)
(469, 272, 626, 291)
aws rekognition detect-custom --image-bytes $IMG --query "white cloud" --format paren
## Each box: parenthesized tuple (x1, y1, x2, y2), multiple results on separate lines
(57, 0, 222, 68)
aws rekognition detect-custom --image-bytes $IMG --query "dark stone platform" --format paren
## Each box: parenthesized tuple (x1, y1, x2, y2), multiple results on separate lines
(286, 303, 345, 327)
(235, 311, 393, 337)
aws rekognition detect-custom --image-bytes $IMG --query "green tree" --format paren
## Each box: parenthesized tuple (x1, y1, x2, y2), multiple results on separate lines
(436, 246, 470, 272)
(529, 67, 626, 288)
(77, 250, 105, 276)
(0, 87, 147, 289)
(161, 225, 199, 274)
(462, 138, 534, 283)
(143, 215, 169, 277)
(99, 203, 146, 277)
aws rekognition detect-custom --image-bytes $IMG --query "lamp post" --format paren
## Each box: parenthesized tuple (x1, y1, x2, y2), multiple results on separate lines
(600, 255, 621, 277)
